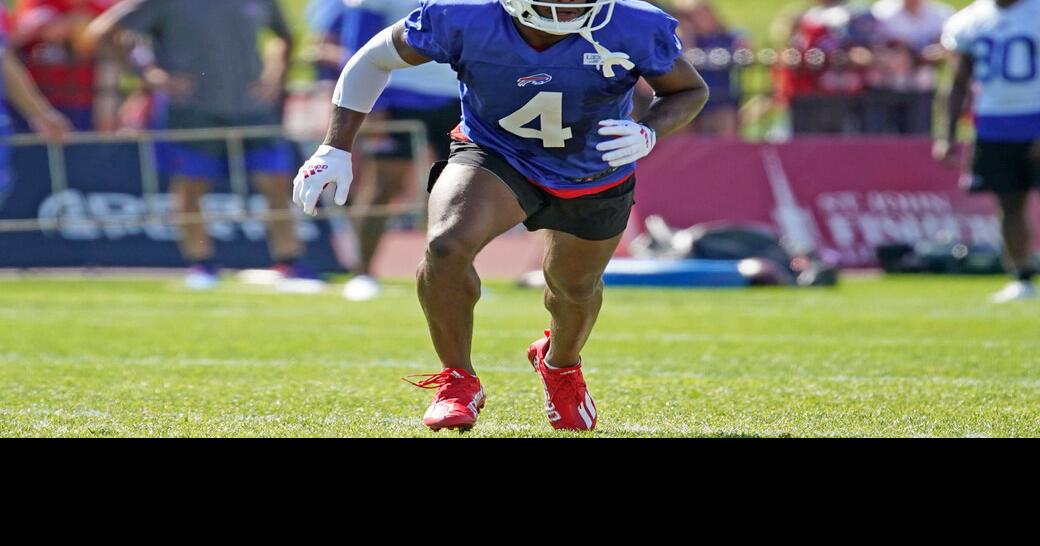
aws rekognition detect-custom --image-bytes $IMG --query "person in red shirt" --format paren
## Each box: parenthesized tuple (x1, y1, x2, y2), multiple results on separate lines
(0, 3, 73, 208)
(8, 0, 118, 131)
(773, 0, 877, 135)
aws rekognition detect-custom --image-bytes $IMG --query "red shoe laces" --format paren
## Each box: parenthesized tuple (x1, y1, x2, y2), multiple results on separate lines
(403, 370, 453, 389)
(402, 370, 473, 398)
(538, 332, 586, 403)
(543, 362, 585, 403)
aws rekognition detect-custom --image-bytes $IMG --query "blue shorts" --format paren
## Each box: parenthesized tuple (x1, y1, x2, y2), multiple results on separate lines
(159, 140, 295, 179)
(152, 102, 295, 179)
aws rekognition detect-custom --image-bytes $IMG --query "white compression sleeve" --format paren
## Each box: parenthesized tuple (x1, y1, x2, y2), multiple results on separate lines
(332, 25, 413, 113)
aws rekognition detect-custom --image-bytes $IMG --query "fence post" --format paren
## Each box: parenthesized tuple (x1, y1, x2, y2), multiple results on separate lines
(45, 143, 68, 194)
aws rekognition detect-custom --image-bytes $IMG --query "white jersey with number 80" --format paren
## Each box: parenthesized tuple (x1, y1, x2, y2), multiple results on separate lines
(942, 0, 1040, 118)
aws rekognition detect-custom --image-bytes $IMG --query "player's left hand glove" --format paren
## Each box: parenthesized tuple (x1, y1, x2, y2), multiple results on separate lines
(596, 119, 656, 168)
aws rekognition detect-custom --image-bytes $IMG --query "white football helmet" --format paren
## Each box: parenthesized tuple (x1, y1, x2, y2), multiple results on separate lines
(499, 0, 617, 35)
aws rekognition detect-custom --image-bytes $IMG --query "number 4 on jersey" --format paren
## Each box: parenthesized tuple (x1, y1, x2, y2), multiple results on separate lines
(498, 92, 573, 148)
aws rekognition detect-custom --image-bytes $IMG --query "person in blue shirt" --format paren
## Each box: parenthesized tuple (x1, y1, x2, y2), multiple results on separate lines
(674, 0, 747, 138)
(294, 0, 709, 432)
(306, 0, 387, 82)
(329, 0, 464, 303)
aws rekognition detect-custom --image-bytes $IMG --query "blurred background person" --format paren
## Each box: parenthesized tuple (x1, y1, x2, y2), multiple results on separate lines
(105, 30, 157, 131)
(772, 0, 876, 135)
(0, 3, 72, 209)
(934, 0, 1040, 303)
(864, 0, 954, 135)
(8, 0, 119, 132)
(673, 0, 748, 138)
(303, 0, 383, 85)
(86, 0, 317, 290)
(326, 0, 462, 302)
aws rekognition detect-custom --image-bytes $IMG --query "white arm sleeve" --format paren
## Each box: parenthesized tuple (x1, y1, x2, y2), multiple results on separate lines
(332, 25, 413, 113)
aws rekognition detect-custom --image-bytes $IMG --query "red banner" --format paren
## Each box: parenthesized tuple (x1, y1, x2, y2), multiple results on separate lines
(635, 137, 1037, 268)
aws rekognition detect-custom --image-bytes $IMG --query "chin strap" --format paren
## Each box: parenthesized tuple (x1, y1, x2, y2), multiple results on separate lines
(578, 28, 634, 78)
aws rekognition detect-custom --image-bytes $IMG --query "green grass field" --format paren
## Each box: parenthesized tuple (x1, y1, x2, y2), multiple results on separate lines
(1, 274, 1037, 437)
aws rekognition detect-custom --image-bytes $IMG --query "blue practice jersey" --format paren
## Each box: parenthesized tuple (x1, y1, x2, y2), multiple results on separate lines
(324, 6, 386, 83)
(403, 0, 681, 194)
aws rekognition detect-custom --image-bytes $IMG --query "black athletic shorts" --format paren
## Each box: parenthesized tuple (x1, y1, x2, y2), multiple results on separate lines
(427, 139, 635, 241)
(369, 102, 462, 161)
(967, 139, 1040, 194)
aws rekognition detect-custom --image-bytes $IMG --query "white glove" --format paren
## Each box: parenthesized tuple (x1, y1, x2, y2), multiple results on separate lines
(595, 119, 657, 168)
(292, 145, 353, 217)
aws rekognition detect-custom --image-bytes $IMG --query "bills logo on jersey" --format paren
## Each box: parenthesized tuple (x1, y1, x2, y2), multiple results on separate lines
(517, 73, 552, 87)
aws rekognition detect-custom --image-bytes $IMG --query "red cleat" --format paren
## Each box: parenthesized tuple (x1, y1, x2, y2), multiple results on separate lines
(404, 368, 485, 432)
(527, 330, 598, 431)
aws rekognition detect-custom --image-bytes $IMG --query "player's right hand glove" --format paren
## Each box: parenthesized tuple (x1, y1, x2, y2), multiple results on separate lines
(292, 145, 353, 217)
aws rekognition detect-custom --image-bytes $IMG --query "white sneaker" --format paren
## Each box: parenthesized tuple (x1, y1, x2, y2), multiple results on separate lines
(237, 269, 285, 286)
(276, 278, 327, 294)
(342, 275, 382, 301)
(990, 281, 1036, 304)
(184, 267, 219, 291)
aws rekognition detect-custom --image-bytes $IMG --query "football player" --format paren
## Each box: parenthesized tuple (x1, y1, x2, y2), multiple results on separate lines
(294, 0, 709, 431)
(935, 0, 1040, 303)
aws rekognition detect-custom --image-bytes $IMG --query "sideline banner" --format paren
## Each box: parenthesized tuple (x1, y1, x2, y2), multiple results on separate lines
(2, 137, 1031, 270)
(634, 137, 1027, 268)
(0, 142, 351, 270)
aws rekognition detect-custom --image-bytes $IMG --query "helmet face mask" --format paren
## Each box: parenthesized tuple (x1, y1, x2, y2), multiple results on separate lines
(499, 0, 617, 35)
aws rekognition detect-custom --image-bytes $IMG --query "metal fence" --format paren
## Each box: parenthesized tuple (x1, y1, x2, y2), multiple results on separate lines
(0, 120, 429, 234)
